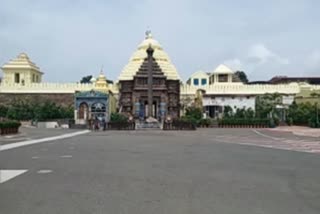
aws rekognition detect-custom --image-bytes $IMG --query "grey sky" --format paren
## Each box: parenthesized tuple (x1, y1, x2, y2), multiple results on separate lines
(1, 0, 319, 82)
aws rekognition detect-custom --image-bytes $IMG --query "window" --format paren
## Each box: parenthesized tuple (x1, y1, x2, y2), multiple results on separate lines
(218, 74, 228, 82)
(201, 78, 207, 85)
(14, 73, 20, 83)
(193, 78, 199, 86)
(91, 103, 106, 113)
(32, 74, 35, 82)
(36, 75, 39, 82)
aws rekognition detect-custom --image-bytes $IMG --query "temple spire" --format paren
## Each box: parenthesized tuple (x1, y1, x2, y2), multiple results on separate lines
(100, 65, 104, 74)
(145, 30, 153, 39)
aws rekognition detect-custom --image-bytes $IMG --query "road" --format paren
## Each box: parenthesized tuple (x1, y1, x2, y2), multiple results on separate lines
(1, 129, 320, 213)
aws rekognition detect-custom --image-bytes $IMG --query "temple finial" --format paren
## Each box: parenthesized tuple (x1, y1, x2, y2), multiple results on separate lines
(100, 65, 104, 74)
(145, 29, 152, 39)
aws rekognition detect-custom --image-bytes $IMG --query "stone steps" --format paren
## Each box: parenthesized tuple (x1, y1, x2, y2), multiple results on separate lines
(135, 121, 161, 130)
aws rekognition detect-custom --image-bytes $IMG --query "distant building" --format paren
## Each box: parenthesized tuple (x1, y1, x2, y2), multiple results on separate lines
(269, 76, 320, 85)
(1, 53, 43, 85)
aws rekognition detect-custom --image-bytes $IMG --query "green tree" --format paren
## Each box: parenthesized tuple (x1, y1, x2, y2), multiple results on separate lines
(185, 107, 203, 121)
(0, 105, 8, 118)
(256, 93, 282, 119)
(80, 75, 93, 84)
(235, 71, 249, 84)
(223, 106, 233, 118)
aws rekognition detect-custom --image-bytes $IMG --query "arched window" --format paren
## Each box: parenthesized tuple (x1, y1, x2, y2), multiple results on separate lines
(91, 102, 106, 113)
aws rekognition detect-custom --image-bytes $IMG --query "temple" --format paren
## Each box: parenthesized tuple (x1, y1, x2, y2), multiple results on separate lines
(0, 31, 320, 124)
(118, 31, 180, 120)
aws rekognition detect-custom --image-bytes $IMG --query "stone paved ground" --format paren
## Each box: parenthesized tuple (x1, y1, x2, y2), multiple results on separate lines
(1, 129, 320, 213)
(0, 127, 78, 145)
(270, 126, 320, 138)
(199, 128, 320, 154)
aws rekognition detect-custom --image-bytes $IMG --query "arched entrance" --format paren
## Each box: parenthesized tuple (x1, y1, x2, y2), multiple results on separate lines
(79, 102, 89, 120)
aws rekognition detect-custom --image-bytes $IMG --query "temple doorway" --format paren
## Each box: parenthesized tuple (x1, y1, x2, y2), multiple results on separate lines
(144, 101, 159, 119)
(79, 102, 89, 120)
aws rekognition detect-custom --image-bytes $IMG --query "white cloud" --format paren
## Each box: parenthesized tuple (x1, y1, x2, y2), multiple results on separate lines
(305, 50, 320, 69)
(248, 44, 289, 65)
(223, 43, 290, 76)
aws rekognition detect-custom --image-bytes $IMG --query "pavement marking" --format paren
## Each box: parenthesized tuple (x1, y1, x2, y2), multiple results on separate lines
(60, 155, 72, 158)
(0, 170, 28, 184)
(37, 170, 53, 174)
(0, 130, 90, 151)
(252, 129, 282, 141)
(31, 156, 40, 159)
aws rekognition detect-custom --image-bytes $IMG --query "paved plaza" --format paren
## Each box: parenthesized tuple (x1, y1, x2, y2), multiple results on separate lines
(1, 128, 320, 213)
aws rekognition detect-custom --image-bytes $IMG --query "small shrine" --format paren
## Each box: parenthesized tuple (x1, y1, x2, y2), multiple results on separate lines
(74, 71, 116, 125)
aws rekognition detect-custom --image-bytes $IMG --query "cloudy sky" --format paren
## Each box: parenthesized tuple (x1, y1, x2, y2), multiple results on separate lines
(1, 0, 319, 82)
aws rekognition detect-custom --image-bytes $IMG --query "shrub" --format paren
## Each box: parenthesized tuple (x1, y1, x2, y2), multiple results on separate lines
(218, 118, 270, 127)
(0, 120, 21, 129)
(110, 112, 128, 122)
(5, 99, 74, 121)
(180, 115, 198, 126)
(0, 105, 8, 118)
(287, 102, 319, 127)
(286, 117, 293, 126)
(185, 107, 202, 121)
(199, 118, 212, 127)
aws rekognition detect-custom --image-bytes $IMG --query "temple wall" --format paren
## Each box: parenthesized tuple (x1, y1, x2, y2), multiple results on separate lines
(0, 93, 74, 107)
(180, 83, 301, 95)
(0, 82, 94, 93)
(0, 82, 119, 108)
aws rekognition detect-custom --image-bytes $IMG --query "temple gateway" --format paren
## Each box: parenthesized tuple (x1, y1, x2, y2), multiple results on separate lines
(118, 32, 180, 120)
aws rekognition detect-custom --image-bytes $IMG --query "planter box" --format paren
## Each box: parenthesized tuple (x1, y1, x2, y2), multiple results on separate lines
(0, 127, 19, 135)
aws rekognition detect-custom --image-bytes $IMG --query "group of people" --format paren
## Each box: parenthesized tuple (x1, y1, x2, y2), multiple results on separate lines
(89, 117, 106, 131)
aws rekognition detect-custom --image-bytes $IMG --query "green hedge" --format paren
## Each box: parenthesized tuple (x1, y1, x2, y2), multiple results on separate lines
(110, 112, 128, 122)
(0, 120, 21, 129)
(218, 118, 270, 126)
(5, 100, 74, 121)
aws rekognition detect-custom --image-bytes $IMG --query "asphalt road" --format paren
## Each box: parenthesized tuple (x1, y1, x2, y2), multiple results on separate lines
(0, 127, 78, 145)
(1, 129, 320, 214)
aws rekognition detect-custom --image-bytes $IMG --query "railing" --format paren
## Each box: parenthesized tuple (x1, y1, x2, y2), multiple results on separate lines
(180, 83, 301, 95)
(107, 121, 135, 130)
(163, 120, 196, 130)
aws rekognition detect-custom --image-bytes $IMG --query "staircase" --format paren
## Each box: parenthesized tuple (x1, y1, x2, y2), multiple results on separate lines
(210, 120, 219, 128)
(135, 120, 161, 130)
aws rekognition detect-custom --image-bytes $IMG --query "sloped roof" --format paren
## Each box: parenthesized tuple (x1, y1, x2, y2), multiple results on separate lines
(212, 64, 234, 74)
(118, 32, 181, 81)
(190, 71, 210, 78)
(1, 53, 42, 73)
